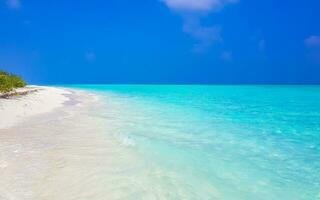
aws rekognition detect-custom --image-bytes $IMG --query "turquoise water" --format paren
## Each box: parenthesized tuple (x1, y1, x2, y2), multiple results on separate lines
(66, 85, 320, 199)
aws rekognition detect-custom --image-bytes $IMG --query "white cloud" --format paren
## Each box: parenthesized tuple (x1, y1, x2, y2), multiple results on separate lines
(6, 0, 21, 10)
(183, 20, 221, 41)
(161, 0, 238, 12)
(183, 18, 221, 51)
(305, 36, 320, 63)
(160, 0, 238, 51)
(305, 36, 320, 48)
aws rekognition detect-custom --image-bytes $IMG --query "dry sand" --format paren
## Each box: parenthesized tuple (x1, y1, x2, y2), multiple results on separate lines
(0, 86, 71, 129)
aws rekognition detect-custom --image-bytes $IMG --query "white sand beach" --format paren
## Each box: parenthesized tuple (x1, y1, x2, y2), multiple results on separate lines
(0, 87, 138, 200)
(0, 86, 71, 129)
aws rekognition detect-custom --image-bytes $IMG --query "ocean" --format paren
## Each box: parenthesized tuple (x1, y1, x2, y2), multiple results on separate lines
(64, 85, 320, 199)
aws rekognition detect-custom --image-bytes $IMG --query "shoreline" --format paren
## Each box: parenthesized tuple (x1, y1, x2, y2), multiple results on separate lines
(0, 86, 74, 129)
(0, 86, 126, 199)
(0, 86, 143, 200)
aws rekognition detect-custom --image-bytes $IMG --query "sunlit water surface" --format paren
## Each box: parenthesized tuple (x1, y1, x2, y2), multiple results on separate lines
(62, 85, 320, 200)
(2, 85, 319, 200)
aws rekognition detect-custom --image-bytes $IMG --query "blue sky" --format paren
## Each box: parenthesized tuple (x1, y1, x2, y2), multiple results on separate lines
(1, 0, 319, 84)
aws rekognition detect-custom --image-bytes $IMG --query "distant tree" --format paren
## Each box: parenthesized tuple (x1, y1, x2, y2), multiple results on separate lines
(0, 70, 27, 93)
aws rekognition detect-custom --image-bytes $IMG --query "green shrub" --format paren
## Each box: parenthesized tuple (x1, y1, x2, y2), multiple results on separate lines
(0, 71, 9, 76)
(0, 71, 27, 93)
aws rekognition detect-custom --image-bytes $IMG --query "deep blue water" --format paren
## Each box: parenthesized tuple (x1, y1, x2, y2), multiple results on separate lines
(64, 85, 320, 199)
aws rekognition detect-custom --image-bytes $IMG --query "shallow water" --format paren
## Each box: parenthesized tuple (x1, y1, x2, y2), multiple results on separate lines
(1, 85, 320, 199)
(61, 85, 320, 200)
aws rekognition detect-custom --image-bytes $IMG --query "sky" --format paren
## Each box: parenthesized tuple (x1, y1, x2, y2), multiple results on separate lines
(0, 0, 320, 84)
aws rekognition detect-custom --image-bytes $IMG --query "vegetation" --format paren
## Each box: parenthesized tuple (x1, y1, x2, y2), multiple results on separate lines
(0, 71, 27, 93)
